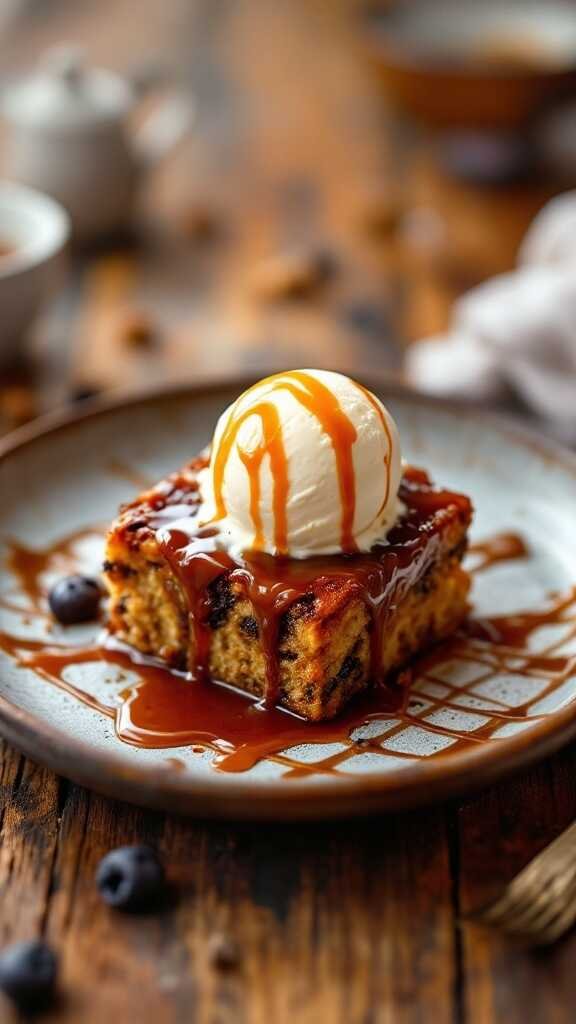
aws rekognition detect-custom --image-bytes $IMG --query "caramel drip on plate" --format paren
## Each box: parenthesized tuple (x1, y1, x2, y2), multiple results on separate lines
(1, 527, 104, 616)
(2, 492, 571, 779)
(0, 630, 113, 717)
(470, 587, 576, 647)
(1, 561, 575, 776)
(210, 371, 360, 554)
(158, 527, 233, 686)
(468, 532, 529, 574)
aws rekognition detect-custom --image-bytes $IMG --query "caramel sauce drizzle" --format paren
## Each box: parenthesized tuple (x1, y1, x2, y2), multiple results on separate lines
(468, 532, 529, 574)
(158, 467, 470, 707)
(0, 575, 574, 776)
(219, 400, 289, 553)
(279, 371, 358, 552)
(2, 517, 574, 777)
(210, 371, 393, 555)
(1, 527, 104, 617)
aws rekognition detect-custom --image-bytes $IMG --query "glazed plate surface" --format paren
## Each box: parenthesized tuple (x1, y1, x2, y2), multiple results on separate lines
(1, 380, 576, 819)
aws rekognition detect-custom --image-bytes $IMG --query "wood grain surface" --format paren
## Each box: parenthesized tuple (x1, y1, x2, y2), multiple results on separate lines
(0, 1, 575, 1021)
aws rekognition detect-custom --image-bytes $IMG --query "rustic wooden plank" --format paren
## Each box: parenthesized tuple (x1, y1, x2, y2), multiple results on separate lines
(457, 744, 576, 1024)
(2, 739, 576, 1023)
(0, 743, 61, 946)
(41, 789, 176, 1023)
(0, 786, 456, 1023)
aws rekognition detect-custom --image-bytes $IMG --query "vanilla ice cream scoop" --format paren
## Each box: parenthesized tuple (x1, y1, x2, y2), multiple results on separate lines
(200, 369, 402, 558)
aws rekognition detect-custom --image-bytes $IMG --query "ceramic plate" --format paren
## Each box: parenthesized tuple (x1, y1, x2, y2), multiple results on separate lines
(2, 379, 576, 820)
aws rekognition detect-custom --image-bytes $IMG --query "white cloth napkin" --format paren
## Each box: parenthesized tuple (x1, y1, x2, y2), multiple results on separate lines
(406, 191, 576, 441)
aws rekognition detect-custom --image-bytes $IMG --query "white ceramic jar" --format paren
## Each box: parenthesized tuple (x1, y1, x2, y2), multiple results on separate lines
(2, 47, 193, 243)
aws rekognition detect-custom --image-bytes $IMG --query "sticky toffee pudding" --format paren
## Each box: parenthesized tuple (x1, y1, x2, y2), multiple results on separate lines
(104, 371, 473, 721)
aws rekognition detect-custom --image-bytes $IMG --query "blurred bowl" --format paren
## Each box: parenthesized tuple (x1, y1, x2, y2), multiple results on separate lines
(363, 0, 576, 131)
(0, 181, 69, 367)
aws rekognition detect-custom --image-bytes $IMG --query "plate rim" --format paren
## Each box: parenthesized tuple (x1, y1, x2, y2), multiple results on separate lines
(2, 374, 576, 819)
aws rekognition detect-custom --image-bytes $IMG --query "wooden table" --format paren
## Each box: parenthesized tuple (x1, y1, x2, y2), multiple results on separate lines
(0, 2, 575, 1021)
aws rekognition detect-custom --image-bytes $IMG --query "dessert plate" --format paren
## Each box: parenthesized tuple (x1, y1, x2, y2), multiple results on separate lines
(2, 379, 576, 819)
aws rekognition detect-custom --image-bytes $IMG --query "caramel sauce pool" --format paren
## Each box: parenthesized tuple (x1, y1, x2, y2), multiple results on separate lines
(2, 517, 574, 778)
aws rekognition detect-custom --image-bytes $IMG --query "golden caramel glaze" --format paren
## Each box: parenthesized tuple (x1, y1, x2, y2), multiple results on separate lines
(102, 451, 472, 713)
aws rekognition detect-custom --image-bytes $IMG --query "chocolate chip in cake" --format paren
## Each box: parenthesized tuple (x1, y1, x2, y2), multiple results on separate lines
(336, 654, 361, 682)
(103, 560, 136, 579)
(280, 592, 316, 641)
(278, 649, 298, 662)
(207, 577, 236, 629)
(325, 642, 363, 699)
(239, 615, 259, 639)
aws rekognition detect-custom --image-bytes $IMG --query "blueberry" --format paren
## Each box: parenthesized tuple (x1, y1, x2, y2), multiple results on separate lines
(0, 940, 58, 1009)
(48, 574, 101, 625)
(96, 845, 166, 912)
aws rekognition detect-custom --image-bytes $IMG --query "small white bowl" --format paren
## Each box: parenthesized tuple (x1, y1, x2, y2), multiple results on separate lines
(0, 181, 70, 367)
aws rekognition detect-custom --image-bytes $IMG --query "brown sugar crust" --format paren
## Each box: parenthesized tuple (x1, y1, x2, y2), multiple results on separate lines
(104, 456, 472, 721)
